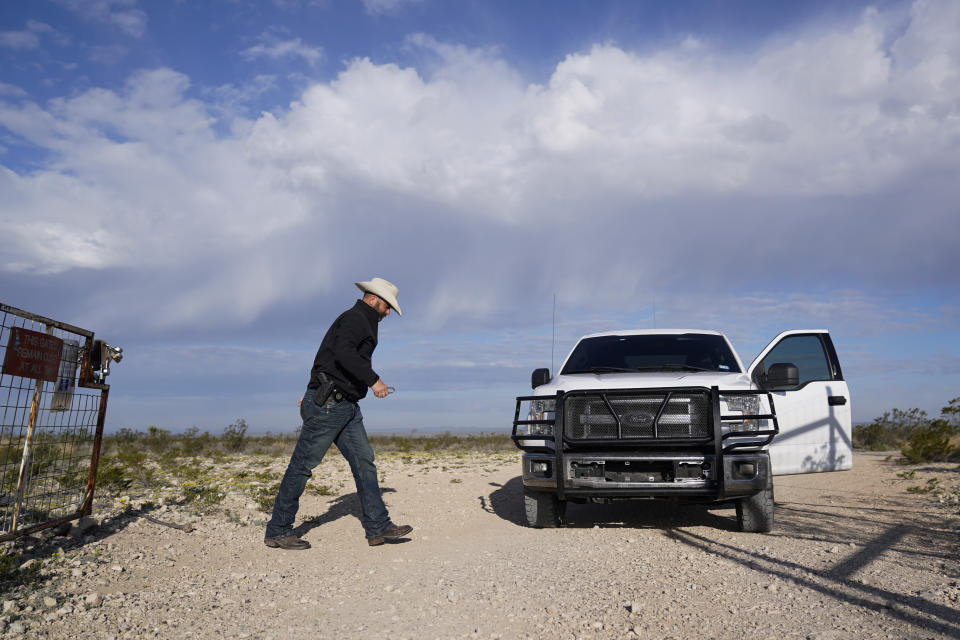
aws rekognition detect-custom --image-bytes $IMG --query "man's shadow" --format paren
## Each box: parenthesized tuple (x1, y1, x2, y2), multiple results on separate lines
(293, 488, 410, 541)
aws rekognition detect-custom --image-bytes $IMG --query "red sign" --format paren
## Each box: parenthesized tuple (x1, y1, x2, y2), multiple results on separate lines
(2, 327, 64, 382)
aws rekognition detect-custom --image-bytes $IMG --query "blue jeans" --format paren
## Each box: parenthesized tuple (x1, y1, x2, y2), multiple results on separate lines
(265, 387, 393, 540)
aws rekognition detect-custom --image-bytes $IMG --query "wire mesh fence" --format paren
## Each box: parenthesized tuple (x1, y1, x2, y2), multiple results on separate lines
(0, 303, 114, 541)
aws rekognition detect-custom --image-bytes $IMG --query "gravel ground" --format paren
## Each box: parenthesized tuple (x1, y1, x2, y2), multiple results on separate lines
(2, 450, 958, 640)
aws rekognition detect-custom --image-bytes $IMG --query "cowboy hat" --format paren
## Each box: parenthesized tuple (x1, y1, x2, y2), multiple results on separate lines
(355, 277, 402, 316)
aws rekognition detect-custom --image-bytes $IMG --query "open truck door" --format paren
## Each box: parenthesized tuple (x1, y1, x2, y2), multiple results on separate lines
(749, 330, 852, 475)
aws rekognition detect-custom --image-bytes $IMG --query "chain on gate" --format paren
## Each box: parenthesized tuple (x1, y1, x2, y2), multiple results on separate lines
(0, 303, 122, 541)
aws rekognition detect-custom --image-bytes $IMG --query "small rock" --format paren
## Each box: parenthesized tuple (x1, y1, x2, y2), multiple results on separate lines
(9, 621, 25, 634)
(2, 600, 18, 614)
(827, 545, 840, 554)
(43, 596, 57, 608)
(85, 593, 103, 607)
(110, 565, 124, 572)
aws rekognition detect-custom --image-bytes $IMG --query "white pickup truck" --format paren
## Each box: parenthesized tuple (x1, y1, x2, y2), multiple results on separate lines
(512, 329, 851, 532)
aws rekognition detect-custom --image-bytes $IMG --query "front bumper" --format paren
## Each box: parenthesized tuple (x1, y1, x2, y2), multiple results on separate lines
(521, 451, 770, 501)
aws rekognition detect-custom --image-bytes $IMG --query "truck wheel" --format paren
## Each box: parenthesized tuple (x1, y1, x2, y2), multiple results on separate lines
(736, 471, 774, 533)
(523, 487, 565, 528)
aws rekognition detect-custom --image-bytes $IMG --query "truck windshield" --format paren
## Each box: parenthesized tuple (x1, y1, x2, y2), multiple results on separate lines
(561, 333, 742, 374)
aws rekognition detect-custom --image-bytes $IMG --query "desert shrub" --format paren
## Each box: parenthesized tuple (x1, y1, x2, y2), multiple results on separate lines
(852, 422, 897, 451)
(0, 550, 20, 575)
(853, 400, 960, 462)
(901, 420, 957, 464)
(906, 478, 941, 494)
(114, 448, 158, 486)
(57, 466, 87, 489)
(145, 425, 173, 454)
(180, 479, 225, 511)
(250, 482, 280, 512)
(942, 397, 960, 427)
(854, 408, 930, 450)
(305, 482, 335, 496)
(95, 460, 134, 495)
(110, 427, 142, 447)
(222, 419, 248, 452)
(182, 427, 216, 457)
(369, 432, 513, 453)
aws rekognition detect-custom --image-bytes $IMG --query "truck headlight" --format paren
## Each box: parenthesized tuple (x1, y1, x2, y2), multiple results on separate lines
(721, 394, 761, 432)
(530, 398, 556, 418)
(520, 423, 554, 437)
(520, 398, 555, 436)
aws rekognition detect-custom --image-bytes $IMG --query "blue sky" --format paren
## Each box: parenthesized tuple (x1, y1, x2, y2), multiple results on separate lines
(1, 0, 958, 433)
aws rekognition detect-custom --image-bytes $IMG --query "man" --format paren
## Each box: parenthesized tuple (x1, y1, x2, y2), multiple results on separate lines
(265, 277, 413, 550)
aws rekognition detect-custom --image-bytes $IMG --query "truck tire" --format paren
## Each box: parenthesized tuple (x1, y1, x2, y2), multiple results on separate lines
(736, 471, 774, 533)
(523, 487, 565, 528)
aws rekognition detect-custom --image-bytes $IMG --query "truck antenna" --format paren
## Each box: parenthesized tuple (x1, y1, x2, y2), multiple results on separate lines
(551, 293, 557, 374)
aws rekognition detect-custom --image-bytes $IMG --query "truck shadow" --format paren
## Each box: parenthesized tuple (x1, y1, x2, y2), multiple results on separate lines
(666, 509, 960, 638)
(484, 476, 738, 530)
(563, 500, 737, 530)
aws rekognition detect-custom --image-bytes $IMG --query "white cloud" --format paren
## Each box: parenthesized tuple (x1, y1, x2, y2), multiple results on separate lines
(361, 0, 424, 16)
(0, 83, 28, 98)
(0, 20, 60, 50)
(1, 0, 959, 334)
(53, 0, 147, 37)
(241, 34, 324, 66)
(0, 68, 315, 325)
(87, 44, 131, 64)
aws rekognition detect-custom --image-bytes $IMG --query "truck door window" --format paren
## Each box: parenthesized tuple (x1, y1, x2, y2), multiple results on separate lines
(760, 335, 832, 388)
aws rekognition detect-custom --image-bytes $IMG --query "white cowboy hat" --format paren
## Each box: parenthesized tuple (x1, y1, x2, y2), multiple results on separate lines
(355, 277, 402, 316)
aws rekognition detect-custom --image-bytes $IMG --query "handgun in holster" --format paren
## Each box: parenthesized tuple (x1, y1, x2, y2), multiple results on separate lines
(313, 372, 336, 407)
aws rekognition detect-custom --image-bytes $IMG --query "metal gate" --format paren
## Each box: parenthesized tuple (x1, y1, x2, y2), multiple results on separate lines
(0, 303, 121, 541)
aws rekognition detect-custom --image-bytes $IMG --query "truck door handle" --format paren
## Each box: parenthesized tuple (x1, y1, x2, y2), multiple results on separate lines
(828, 395, 847, 406)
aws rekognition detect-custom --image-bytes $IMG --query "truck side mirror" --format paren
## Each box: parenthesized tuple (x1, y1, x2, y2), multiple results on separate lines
(531, 368, 551, 389)
(764, 362, 799, 390)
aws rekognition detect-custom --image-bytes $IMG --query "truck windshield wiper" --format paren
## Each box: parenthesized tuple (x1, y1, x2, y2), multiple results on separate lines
(631, 364, 716, 372)
(564, 366, 637, 374)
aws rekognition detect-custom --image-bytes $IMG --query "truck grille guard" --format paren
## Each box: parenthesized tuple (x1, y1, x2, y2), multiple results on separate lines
(512, 386, 779, 454)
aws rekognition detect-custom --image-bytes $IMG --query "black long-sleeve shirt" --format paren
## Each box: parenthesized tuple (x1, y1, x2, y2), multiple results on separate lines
(307, 300, 380, 401)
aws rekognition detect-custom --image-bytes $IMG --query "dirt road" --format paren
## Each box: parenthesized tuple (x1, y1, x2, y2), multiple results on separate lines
(5, 451, 959, 639)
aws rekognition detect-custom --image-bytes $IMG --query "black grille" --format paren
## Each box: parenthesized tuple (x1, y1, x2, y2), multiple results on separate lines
(564, 391, 710, 440)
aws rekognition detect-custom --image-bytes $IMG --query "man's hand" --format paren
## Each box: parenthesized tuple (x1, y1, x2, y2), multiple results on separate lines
(371, 379, 389, 398)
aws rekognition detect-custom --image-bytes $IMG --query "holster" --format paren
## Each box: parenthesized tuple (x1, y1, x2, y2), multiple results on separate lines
(313, 372, 336, 407)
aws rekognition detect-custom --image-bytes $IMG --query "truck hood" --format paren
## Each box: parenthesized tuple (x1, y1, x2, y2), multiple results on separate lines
(534, 370, 754, 395)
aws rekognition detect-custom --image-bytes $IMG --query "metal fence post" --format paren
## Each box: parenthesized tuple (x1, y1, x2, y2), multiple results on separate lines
(9, 325, 53, 531)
